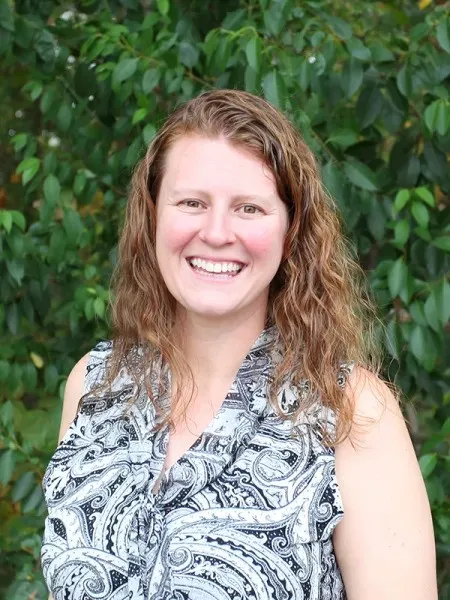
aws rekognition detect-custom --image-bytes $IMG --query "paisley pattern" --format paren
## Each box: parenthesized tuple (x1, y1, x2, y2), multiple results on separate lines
(41, 327, 353, 599)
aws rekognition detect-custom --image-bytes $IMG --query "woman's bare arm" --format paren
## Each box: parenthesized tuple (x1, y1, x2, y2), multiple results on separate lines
(57, 352, 90, 442)
(333, 367, 437, 599)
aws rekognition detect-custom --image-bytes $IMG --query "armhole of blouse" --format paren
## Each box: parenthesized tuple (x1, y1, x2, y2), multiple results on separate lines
(42, 341, 114, 489)
(306, 360, 356, 444)
(81, 340, 114, 403)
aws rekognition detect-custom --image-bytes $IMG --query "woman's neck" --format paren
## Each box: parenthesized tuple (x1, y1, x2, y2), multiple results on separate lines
(173, 310, 267, 386)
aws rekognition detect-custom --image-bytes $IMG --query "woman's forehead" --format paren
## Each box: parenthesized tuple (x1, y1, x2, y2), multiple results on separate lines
(161, 135, 278, 194)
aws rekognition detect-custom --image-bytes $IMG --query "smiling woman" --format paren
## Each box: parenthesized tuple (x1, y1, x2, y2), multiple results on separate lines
(41, 90, 437, 600)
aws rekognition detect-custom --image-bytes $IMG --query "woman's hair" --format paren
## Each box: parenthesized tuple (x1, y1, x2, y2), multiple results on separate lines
(89, 89, 384, 443)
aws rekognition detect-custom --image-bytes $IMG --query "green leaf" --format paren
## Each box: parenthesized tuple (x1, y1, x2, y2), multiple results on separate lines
(424, 292, 440, 332)
(142, 123, 157, 145)
(410, 201, 429, 228)
(393, 189, 410, 214)
(84, 297, 94, 320)
(11, 472, 36, 503)
(11, 133, 28, 151)
(11, 211, 26, 231)
(125, 136, 143, 167)
(0, 1, 14, 32)
(326, 15, 352, 39)
(23, 362, 37, 389)
(0, 450, 15, 485)
(341, 58, 363, 97)
(244, 64, 258, 93)
(298, 59, 311, 91)
(57, 104, 72, 132)
(112, 58, 138, 87)
(62, 210, 84, 245)
(7, 303, 19, 335)
(419, 453, 437, 479)
(44, 364, 59, 393)
(203, 29, 219, 62)
(346, 38, 371, 61)
(27, 81, 43, 101)
(0, 210, 13, 233)
(436, 18, 450, 53)
(414, 186, 435, 207)
(344, 159, 379, 191)
(17, 157, 40, 185)
(263, 2, 287, 36)
(396, 64, 412, 97)
(435, 100, 450, 135)
(397, 154, 420, 188)
(222, 8, 246, 29)
(22, 485, 43, 513)
(322, 161, 346, 207)
(34, 30, 57, 64)
(394, 219, 410, 247)
(434, 279, 450, 325)
(245, 37, 262, 73)
(432, 236, 450, 252)
(156, 0, 169, 16)
(7, 260, 25, 285)
(368, 197, 386, 240)
(179, 40, 199, 68)
(132, 108, 148, 125)
(73, 171, 87, 196)
(424, 99, 450, 135)
(369, 42, 394, 63)
(409, 301, 427, 326)
(388, 257, 407, 299)
(262, 70, 285, 109)
(210, 36, 232, 73)
(385, 319, 401, 359)
(94, 297, 105, 318)
(74, 63, 97, 98)
(410, 324, 426, 364)
(43, 174, 61, 205)
(326, 129, 358, 149)
(356, 85, 383, 129)
(0, 360, 10, 382)
(0, 400, 13, 426)
(142, 68, 161, 94)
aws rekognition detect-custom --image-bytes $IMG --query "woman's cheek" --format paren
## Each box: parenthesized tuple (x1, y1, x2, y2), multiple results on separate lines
(243, 223, 285, 257)
(159, 216, 197, 252)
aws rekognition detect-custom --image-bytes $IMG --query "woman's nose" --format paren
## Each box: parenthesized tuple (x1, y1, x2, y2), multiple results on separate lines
(198, 208, 236, 246)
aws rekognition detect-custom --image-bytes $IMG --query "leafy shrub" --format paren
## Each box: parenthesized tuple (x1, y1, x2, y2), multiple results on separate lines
(0, 0, 449, 597)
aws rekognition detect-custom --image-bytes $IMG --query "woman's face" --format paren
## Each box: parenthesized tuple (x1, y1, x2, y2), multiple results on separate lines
(155, 135, 289, 323)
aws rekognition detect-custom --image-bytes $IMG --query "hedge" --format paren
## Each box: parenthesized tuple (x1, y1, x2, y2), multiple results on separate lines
(0, 0, 449, 597)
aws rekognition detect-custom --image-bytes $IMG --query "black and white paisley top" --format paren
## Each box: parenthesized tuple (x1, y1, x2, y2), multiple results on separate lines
(41, 327, 353, 599)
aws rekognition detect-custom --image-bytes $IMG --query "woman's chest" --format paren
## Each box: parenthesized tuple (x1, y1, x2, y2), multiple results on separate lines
(42, 410, 345, 600)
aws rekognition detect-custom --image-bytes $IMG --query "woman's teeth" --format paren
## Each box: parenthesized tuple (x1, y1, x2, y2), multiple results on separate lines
(188, 258, 243, 274)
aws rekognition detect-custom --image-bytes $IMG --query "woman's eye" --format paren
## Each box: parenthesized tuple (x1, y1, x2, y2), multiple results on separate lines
(239, 204, 262, 215)
(180, 199, 202, 208)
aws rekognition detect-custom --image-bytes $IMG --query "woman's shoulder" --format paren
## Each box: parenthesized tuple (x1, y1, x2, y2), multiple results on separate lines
(58, 340, 116, 443)
(333, 366, 437, 598)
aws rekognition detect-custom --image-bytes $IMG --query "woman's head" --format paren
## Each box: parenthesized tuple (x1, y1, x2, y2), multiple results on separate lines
(110, 89, 380, 439)
(155, 134, 288, 325)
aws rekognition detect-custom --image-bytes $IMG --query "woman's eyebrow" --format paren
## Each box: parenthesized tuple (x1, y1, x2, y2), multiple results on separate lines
(170, 189, 276, 203)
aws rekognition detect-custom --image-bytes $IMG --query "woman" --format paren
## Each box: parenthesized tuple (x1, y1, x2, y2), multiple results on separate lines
(42, 89, 437, 599)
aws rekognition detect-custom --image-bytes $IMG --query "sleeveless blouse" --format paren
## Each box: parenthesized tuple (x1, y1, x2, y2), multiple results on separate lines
(41, 327, 353, 599)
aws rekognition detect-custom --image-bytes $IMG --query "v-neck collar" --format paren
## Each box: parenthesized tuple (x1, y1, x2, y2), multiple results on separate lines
(151, 325, 278, 503)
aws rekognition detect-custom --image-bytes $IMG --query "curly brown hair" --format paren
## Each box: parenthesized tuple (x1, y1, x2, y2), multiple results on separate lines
(95, 89, 383, 443)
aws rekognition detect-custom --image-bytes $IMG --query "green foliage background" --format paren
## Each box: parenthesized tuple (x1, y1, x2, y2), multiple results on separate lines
(0, 0, 449, 597)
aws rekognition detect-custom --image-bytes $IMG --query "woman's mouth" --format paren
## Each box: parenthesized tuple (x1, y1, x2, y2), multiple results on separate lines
(186, 257, 245, 278)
